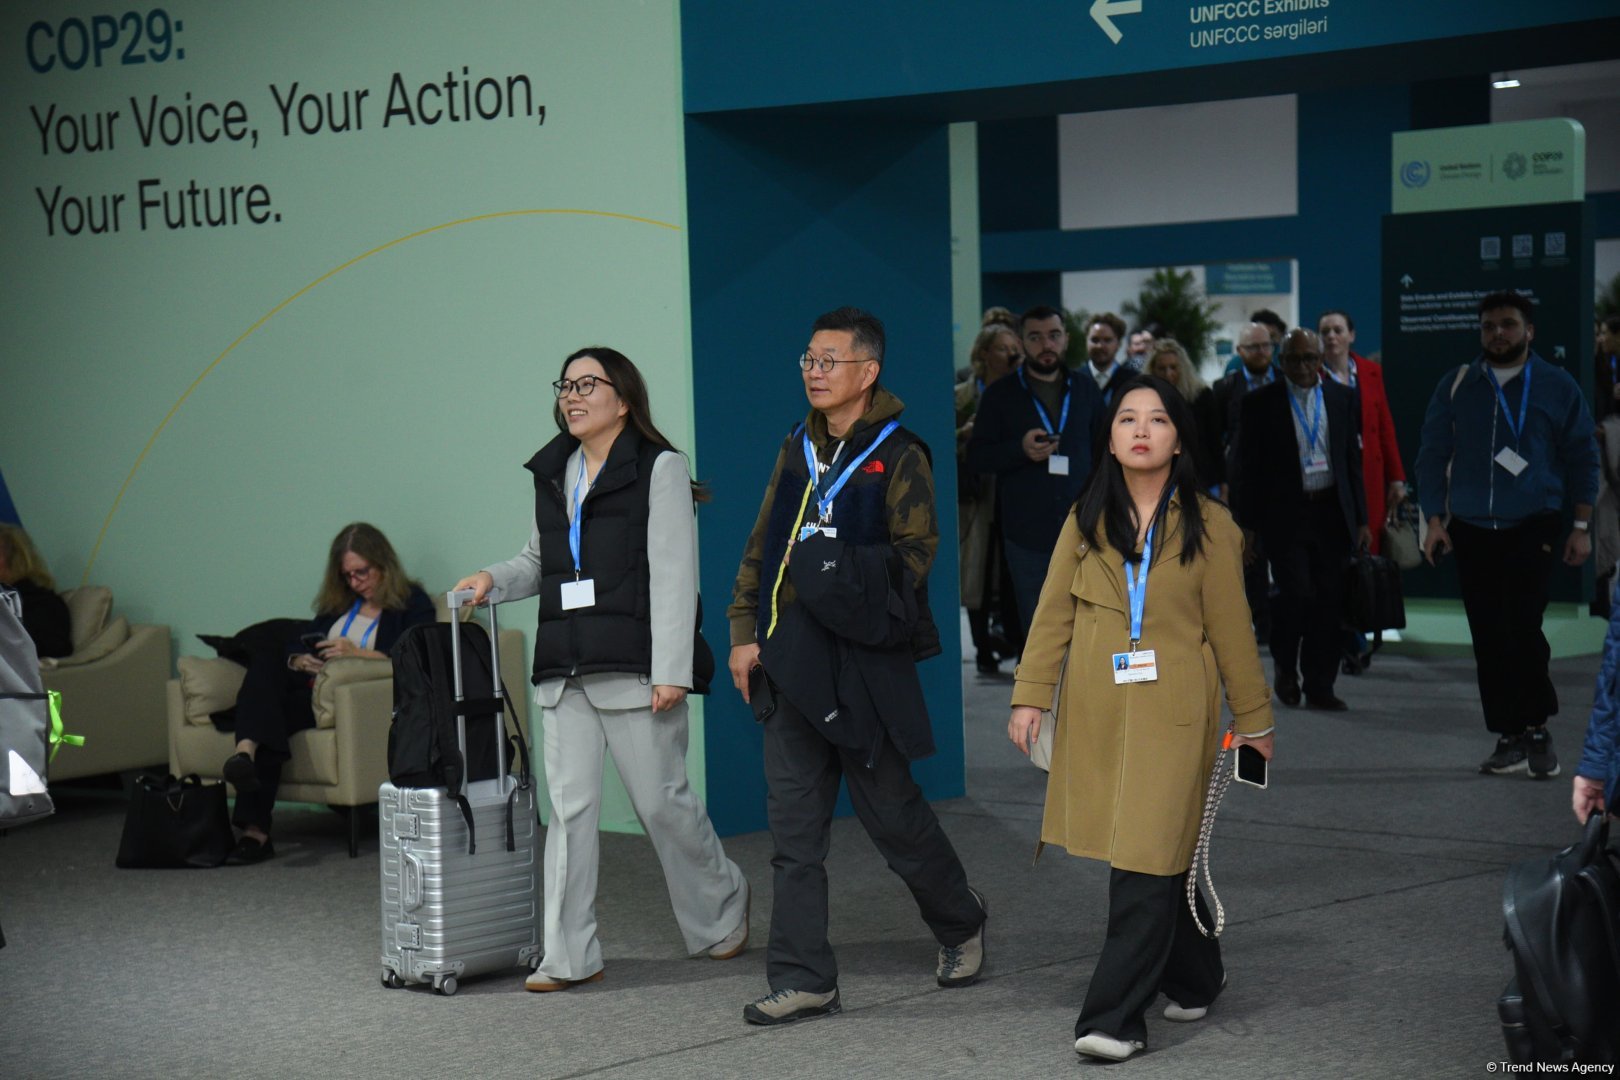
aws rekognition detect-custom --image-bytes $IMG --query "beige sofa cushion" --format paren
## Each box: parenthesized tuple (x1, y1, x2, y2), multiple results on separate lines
(177, 655, 246, 726)
(42, 615, 129, 669)
(60, 586, 113, 652)
(312, 658, 393, 729)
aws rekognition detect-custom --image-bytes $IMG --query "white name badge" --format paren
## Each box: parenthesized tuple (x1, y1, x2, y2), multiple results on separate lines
(1495, 446, 1529, 476)
(1303, 450, 1330, 476)
(1048, 454, 1070, 476)
(1111, 649, 1158, 684)
(797, 525, 838, 542)
(560, 578, 597, 610)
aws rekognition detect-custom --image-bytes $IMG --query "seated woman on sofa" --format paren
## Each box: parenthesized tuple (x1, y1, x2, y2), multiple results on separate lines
(0, 524, 72, 659)
(222, 522, 433, 864)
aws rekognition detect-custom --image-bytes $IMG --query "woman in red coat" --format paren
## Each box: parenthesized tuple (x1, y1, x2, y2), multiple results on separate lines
(1319, 311, 1406, 554)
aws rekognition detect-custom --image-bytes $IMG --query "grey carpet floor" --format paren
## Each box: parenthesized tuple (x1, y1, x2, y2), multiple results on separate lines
(0, 642, 1593, 1079)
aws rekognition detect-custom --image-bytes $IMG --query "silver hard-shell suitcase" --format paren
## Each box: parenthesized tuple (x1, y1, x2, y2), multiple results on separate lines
(378, 591, 540, 995)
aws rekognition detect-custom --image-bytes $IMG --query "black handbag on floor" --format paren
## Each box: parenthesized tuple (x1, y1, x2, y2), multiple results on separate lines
(115, 773, 233, 869)
(1344, 552, 1406, 633)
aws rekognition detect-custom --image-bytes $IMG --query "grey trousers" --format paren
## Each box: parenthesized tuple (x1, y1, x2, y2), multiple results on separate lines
(536, 680, 747, 981)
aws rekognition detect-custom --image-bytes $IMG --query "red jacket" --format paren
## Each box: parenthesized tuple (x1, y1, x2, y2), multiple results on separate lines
(1338, 353, 1405, 553)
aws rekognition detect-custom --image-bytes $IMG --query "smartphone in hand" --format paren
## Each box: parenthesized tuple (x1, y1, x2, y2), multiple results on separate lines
(1234, 744, 1268, 789)
(299, 632, 327, 653)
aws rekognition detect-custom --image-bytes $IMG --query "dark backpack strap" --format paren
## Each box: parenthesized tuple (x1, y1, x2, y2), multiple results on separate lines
(454, 793, 476, 856)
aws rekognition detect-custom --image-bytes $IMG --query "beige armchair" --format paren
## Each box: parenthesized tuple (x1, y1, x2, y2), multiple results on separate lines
(168, 609, 528, 857)
(40, 586, 171, 783)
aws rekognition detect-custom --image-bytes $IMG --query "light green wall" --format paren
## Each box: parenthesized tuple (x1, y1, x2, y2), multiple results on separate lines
(1, 0, 696, 832)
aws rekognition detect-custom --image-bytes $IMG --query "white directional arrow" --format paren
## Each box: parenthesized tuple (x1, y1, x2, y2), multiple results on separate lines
(1554, 345, 1567, 360)
(1400, 274, 1414, 288)
(1091, 0, 1142, 45)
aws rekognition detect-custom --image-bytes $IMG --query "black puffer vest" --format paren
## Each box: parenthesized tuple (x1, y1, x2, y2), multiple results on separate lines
(525, 428, 660, 683)
(755, 419, 941, 660)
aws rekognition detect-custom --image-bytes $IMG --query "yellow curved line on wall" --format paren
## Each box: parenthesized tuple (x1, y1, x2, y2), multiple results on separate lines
(82, 207, 682, 584)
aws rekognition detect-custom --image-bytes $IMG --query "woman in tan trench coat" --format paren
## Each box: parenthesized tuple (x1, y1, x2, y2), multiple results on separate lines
(1008, 374, 1274, 1062)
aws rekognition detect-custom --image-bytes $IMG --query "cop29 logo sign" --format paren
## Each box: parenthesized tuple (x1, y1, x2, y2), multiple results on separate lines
(1399, 160, 1430, 189)
(1502, 152, 1527, 180)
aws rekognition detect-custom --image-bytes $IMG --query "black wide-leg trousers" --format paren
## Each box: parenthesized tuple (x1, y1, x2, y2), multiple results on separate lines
(1076, 868, 1225, 1045)
(761, 690, 984, 994)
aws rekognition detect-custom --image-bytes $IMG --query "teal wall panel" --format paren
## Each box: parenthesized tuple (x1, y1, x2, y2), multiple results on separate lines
(685, 115, 963, 835)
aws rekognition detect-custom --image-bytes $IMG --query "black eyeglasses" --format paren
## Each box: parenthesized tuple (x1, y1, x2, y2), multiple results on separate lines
(799, 352, 869, 373)
(553, 375, 615, 398)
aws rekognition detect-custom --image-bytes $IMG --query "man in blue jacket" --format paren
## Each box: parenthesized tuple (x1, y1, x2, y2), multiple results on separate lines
(1416, 291, 1599, 780)
(965, 305, 1102, 634)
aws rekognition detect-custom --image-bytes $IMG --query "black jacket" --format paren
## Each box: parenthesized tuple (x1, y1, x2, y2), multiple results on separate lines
(1234, 378, 1366, 546)
(761, 533, 936, 762)
(965, 368, 1101, 552)
(8, 579, 71, 659)
(294, 584, 436, 656)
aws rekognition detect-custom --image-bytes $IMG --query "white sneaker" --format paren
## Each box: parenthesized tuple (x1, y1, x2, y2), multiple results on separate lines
(1164, 971, 1226, 1020)
(1074, 1032, 1144, 1061)
(1162, 1000, 1208, 1022)
(708, 881, 750, 960)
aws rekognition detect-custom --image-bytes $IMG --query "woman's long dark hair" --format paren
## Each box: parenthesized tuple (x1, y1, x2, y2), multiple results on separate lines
(1073, 373, 1206, 565)
(554, 346, 710, 503)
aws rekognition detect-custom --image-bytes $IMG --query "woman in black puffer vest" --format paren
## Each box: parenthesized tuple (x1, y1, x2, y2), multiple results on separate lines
(455, 347, 749, 992)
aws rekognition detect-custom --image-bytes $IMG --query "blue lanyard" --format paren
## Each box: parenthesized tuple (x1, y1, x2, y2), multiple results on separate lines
(568, 452, 590, 577)
(1483, 360, 1532, 444)
(1124, 512, 1160, 650)
(801, 421, 899, 523)
(1016, 368, 1070, 439)
(1325, 357, 1356, 388)
(1287, 383, 1325, 455)
(338, 599, 377, 648)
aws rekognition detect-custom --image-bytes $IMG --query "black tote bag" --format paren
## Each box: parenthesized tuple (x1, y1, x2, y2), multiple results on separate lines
(115, 773, 233, 869)
(1344, 552, 1407, 633)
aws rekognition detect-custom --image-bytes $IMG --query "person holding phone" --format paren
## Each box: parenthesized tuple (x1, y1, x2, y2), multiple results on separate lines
(221, 522, 434, 863)
(453, 346, 748, 993)
(1006, 374, 1274, 1062)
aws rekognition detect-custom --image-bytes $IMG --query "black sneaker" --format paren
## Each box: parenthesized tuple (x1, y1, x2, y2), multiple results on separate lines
(1479, 735, 1528, 775)
(1524, 728, 1560, 779)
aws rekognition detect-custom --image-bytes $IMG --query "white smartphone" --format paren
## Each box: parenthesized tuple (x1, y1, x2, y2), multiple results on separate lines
(1234, 744, 1268, 789)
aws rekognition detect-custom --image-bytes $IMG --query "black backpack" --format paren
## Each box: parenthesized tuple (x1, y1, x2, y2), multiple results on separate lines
(1498, 812, 1620, 1065)
(387, 621, 530, 854)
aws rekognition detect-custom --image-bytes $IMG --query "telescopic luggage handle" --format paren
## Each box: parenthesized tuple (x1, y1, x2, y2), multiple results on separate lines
(446, 589, 507, 789)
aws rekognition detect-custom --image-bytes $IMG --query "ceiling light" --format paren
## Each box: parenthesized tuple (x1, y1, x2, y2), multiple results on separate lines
(1492, 78, 1521, 90)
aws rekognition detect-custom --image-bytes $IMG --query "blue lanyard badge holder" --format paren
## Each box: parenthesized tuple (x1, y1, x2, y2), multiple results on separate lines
(1017, 369, 1071, 475)
(1289, 384, 1329, 475)
(1111, 518, 1160, 685)
(560, 454, 596, 610)
(1485, 361, 1532, 477)
(797, 421, 898, 541)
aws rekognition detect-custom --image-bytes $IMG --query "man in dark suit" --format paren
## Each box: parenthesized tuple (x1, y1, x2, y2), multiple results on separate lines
(1235, 329, 1371, 710)
(1212, 321, 1281, 638)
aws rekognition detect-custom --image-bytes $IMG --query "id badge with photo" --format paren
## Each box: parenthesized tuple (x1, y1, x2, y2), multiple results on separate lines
(1494, 446, 1529, 476)
(1111, 649, 1158, 684)
(1303, 449, 1330, 476)
(1048, 454, 1070, 476)
(560, 578, 597, 610)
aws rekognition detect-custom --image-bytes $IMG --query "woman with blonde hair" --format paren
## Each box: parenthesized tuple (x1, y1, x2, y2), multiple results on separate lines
(222, 522, 433, 863)
(1147, 339, 1224, 493)
(0, 524, 71, 658)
